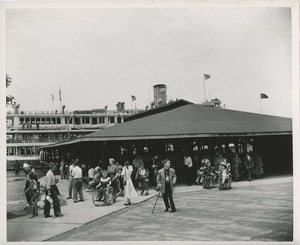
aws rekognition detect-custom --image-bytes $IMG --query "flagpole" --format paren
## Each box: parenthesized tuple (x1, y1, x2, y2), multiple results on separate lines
(148, 88, 150, 107)
(203, 74, 206, 102)
(59, 87, 62, 113)
(51, 94, 54, 112)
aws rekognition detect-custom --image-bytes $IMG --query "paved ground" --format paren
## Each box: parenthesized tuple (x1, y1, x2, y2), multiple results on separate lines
(48, 176, 293, 242)
(7, 175, 156, 242)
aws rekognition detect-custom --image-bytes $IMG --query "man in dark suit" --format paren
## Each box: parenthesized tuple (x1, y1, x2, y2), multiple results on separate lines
(157, 159, 177, 213)
(243, 152, 254, 181)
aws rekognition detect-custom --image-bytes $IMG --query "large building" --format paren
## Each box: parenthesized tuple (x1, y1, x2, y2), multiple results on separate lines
(41, 99, 292, 176)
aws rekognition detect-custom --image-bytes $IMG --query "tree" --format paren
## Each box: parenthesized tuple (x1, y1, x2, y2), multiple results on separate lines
(6, 74, 16, 107)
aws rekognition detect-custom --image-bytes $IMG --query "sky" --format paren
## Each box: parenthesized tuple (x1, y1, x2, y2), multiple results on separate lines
(5, 7, 292, 117)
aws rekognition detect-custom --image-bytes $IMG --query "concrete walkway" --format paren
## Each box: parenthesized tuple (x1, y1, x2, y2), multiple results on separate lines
(7, 175, 293, 242)
(7, 176, 156, 242)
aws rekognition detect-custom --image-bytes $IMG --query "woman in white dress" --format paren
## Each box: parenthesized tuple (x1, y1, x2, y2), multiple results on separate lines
(121, 161, 138, 205)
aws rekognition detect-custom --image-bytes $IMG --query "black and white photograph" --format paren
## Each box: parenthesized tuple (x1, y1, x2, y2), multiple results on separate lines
(2, 0, 299, 243)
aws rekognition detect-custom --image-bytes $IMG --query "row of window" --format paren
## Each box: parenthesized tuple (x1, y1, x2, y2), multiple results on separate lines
(7, 146, 40, 156)
(65, 116, 122, 125)
(18, 116, 122, 125)
(20, 117, 61, 125)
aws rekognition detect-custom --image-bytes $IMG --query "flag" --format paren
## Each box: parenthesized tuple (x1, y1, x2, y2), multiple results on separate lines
(132, 95, 136, 102)
(59, 87, 62, 101)
(51, 94, 54, 100)
(204, 74, 211, 80)
(260, 93, 269, 99)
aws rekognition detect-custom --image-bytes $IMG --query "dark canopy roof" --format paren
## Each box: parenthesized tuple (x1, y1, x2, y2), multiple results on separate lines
(83, 104, 291, 141)
(42, 104, 292, 149)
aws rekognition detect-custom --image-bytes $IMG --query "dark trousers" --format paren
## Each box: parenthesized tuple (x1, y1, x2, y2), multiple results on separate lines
(74, 179, 84, 201)
(119, 176, 124, 191)
(247, 169, 252, 181)
(187, 167, 193, 185)
(68, 176, 74, 198)
(44, 185, 61, 217)
(162, 184, 176, 211)
(132, 168, 138, 187)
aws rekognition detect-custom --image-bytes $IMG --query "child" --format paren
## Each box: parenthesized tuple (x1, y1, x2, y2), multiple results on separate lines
(220, 163, 230, 185)
(196, 157, 210, 185)
(95, 170, 111, 201)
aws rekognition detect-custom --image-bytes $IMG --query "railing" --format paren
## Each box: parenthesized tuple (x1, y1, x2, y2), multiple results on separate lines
(7, 126, 70, 131)
(6, 138, 69, 144)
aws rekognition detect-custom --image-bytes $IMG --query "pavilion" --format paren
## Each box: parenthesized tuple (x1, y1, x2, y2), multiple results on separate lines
(41, 99, 293, 176)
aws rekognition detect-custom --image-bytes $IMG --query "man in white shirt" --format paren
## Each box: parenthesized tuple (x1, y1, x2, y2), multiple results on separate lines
(184, 152, 193, 186)
(73, 159, 84, 203)
(67, 160, 75, 199)
(88, 167, 95, 181)
(43, 162, 63, 218)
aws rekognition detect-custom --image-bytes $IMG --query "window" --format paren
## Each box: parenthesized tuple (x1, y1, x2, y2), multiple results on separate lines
(75, 118, 80, 125)
(46, 118, 51, 124)
(117, 116, 122, 123)
(99, 117, 105, 123)
(109, 117, 115, 124)
(82, 117, 90, 124)
(92, 117, 98, 124)
(51, 118, 56, 124)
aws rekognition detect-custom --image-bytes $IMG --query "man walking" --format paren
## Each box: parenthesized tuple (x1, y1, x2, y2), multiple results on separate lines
(66, 159, 75, 199)
(184, 152, 193, 186)
(243, 152, 254, 181)
(73, 159, 84, 203)
(13, 160, 20, 180)
(60, 159, 66, 179)
(44, 162, 63, 218)
(157, 159, 177, 213)
(132, 155, 143, 187)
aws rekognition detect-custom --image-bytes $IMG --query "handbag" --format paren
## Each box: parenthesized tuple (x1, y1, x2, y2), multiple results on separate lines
(46, 195, 53, 204)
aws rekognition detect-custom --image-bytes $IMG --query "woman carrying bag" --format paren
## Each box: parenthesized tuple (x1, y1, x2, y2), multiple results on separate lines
(135, 163, 149, 195)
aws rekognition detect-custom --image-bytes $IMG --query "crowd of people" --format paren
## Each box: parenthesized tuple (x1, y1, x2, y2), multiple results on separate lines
(195, 151, 264, 186)
(18, 149, 264, 218)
